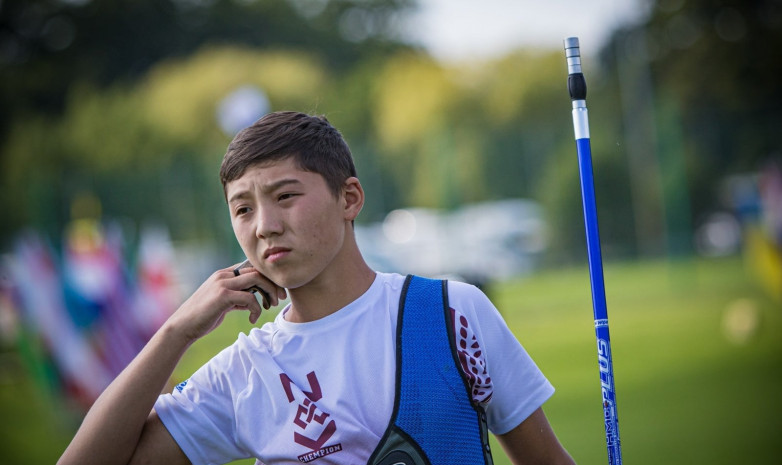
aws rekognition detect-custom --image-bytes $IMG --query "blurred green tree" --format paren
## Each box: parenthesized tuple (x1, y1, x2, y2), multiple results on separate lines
(601, 0, 782, 257)
(5, 0, 777, 265)
(0, 0, 416, 246)
(0, 0, 414, 115)
(1, 46, 334, 247)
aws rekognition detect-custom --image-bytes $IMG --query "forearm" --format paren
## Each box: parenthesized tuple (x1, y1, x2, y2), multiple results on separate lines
(58, 322, 192, 465)
(58, 263, 275, 465)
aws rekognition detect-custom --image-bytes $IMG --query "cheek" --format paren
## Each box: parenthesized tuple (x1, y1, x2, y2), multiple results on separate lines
(306, 209, 344, 249)
(232, 219, 254, 246)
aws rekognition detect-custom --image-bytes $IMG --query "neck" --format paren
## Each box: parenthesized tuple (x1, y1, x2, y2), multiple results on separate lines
(284, 241, 376, 323)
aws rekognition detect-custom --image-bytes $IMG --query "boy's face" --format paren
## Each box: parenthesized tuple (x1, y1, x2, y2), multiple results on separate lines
(225, 157, 349, 290)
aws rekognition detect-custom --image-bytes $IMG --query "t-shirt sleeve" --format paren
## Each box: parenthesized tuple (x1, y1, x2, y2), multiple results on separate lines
(154, 342, 251, 465)
(447, 281, 555, 435)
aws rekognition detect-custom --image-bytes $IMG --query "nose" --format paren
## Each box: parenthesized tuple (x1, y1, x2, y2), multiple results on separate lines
(255, 207, 283, 238)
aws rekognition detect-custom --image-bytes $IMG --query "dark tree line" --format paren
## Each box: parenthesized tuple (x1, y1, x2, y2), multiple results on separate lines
(0, 0, 415, 140)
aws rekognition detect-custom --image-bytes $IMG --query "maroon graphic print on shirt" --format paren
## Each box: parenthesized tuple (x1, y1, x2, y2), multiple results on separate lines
(280, 371, 343, 462)
(451, 308, 493, 403)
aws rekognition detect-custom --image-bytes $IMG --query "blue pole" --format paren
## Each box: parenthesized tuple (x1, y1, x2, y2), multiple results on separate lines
(563, 37, 623, 465)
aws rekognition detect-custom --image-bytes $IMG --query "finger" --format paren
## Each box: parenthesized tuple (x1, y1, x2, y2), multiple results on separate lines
(235, 273, 274, 307)
(247, 302, 262, 324)
(231, 259, 252, 277)
(245, 285, 272, 309)
(228, 289, 264, 323)
(233, 269, 283, 308)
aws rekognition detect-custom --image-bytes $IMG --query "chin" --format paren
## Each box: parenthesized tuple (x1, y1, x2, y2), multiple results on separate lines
(264, 271, 304, 290)
(273, 269, 324, 291)
(277, 278, 308, 290)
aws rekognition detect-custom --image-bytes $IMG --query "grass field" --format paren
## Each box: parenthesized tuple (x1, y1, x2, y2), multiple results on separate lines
(1, 256, 780, 464)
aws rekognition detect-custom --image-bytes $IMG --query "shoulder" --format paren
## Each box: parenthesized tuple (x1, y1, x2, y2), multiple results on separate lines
(376, 271, 408, 291)
(180, 324, 276, 387)
(445, 279, 496, 317)
(444, 279, 517, 350)
(446, 279, 487, 298)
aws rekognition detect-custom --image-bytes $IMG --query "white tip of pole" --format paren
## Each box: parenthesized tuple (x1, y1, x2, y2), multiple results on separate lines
(564, 37, 580, 49)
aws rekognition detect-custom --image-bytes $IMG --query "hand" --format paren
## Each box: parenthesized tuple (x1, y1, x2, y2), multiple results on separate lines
(165, 263, 287, 344)
(233, 260, 288, 311)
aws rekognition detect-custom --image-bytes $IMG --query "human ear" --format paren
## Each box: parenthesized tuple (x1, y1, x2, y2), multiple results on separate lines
(342, 177, 364, 221)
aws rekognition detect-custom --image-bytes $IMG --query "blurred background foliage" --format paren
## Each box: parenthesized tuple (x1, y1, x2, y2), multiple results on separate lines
(1, 0, 779, 263)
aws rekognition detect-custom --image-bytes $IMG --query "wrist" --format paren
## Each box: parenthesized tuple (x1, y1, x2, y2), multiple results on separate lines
(158, 316, 199, 351)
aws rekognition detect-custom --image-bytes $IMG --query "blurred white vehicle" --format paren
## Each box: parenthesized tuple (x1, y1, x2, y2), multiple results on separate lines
(356, 199, 547, 284)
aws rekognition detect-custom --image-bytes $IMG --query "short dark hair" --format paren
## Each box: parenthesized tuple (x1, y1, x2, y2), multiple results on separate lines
(220, 111, 357, 198)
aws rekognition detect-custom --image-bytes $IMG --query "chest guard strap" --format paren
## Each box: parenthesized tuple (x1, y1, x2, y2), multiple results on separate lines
(368, 275, 494, 465)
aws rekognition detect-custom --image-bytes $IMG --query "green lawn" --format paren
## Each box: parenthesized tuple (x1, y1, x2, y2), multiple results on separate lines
(1, 256, 779, 464)
(490, 258, 782, 464)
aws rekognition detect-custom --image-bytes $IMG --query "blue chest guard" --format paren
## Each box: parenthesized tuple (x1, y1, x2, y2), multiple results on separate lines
(367, 275, 494, 465)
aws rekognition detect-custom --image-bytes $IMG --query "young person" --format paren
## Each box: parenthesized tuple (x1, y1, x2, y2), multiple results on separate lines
(58, 111, 575, 465)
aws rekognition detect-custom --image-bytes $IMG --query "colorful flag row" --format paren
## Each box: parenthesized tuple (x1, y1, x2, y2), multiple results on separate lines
(1, 221, 181, 410)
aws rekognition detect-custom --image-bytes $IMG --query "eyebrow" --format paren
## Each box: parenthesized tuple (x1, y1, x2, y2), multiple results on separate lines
(227, 178, 303, 204)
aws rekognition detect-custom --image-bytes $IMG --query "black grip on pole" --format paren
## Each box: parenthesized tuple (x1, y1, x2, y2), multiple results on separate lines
(568, 73, 587, 101)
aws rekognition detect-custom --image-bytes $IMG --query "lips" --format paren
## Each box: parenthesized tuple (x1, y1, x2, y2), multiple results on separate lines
(263, 246, 291, 262)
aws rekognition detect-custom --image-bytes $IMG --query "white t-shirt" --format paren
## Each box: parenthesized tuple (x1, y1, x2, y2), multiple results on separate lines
(155, 272, 554, 465)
